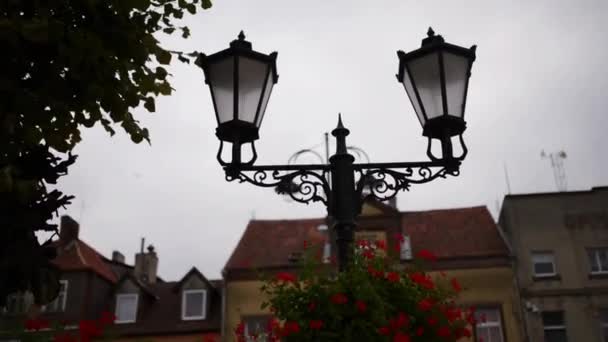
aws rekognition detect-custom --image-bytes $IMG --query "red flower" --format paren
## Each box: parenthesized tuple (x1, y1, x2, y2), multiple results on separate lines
(393, 332, 411, 342)
(357, 240, 370, 248)
(25, 318, 49, 331)
(53, 333, 77, 342)
(235, 322, 245, 335)
(276, 272, 297, 283)
(267, 317, 280, 332)
(308, 302, 316, 311)
(416, 249, 437, 262)
(303, 240, 308, 248)
(377, 326, 391, 336)
(330, 293, 348, 304)
(99, 311, 116, 326)
(416, 327, 424, 336)
(417, 298, 434, 311)
(386, 272, 400, 283)
(79, 320, 102, 342)
(409, 272, 435, 289)
(438, 326, 451, 338)
(367, 266, 383, 278)
(309, 320, 323, 330)
(450, 278, 462, 292)
(427, 316, 438, 326)
(389, 312, 409, 330)
(375, 240, 387, 250)
(284, 321, 300, 334)
(362, 249, 375, 260)
(393, 232, 405, 244)
(356, 300, 367, 313)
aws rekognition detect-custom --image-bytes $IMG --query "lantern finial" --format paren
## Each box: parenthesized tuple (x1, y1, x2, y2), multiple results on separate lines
(427, 27, 435, 37)
(238, 30, 246, 40)
(336, 113, 345, 130)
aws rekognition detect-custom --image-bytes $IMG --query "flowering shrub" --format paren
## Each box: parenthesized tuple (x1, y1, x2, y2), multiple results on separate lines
(235, 236, 477, 341)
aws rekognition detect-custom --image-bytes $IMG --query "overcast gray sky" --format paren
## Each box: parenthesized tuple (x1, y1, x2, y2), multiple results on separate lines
(51, 0, 608, 281)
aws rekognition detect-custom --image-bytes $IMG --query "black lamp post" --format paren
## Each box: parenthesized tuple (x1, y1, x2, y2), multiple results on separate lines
(196, 28, 477, 271)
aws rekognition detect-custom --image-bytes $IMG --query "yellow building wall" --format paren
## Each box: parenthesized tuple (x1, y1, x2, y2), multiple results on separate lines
(224, 267, 522, 342)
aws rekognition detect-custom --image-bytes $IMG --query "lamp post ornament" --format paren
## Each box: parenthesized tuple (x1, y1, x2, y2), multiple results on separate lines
(196, 28, 477, 271)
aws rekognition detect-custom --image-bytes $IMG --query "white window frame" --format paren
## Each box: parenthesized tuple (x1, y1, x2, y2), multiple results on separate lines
(400, 235, 412, 260)
(588, 248, 608, 274)
(475, 308, 504, 342)
(115, 294, 139, 324)
(181, 289, 207, 320)
(45, 280, 68, 312)
(543, 311, 567, 341)
(242, 315, 272, 339)
(532, 252, 557, 277)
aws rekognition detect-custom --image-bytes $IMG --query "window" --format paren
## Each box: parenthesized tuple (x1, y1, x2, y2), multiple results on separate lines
(242, 315, 272, 338)
(45, 280, 68, 312)
(115, 294, 138, 323)
(182, 289, 207, 320)
(543, 311, 567, 342)
(400, 235, 412, 260)
(600, 309, 608, 342)
(588, 248, 608, 274)
(2, 292, 33, 315)
(532, 252, 557, 277)
(475, 308, 504, 342)
(322, 242, 331, 264)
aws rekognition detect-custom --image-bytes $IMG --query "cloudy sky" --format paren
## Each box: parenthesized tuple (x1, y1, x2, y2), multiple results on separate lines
(51, 0, 607, 281)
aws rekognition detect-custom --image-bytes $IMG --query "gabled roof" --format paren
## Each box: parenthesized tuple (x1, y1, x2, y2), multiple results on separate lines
(114, 273, 159, 300)
(224, 217, 329, 272)
(51, 239, 117, 283)
(173, 267, 216, 293)
(224, 205, 509, 272)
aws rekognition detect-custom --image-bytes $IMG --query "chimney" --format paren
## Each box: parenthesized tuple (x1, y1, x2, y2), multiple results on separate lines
(59, 216, 80, 243)
(134, 240, 158, 284)
(112, 251, 125, 264)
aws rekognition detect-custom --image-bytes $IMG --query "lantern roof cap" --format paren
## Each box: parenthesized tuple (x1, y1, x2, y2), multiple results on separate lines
(421, 27, 445, 47)
(230, 30, 252, 50)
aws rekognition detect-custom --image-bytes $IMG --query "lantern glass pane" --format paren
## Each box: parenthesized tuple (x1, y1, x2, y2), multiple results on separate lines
(401, 66, 425, 126)
(408, 52, 443, 120)
(208, 58, 234, 124)
(238, 57, 267, 125)
(256, 68, 274, 128)
(443, 52, 470, 118)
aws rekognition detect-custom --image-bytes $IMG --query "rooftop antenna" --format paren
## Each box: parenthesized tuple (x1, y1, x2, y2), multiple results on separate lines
(503, 163, 512, 195)
(541, 150, 568, 192)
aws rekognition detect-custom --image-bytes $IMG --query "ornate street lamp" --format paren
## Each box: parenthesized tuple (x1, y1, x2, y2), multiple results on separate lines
(196, 31, 278, 165)
(197, 28, 477, 271)
(397, 28, 476, 165)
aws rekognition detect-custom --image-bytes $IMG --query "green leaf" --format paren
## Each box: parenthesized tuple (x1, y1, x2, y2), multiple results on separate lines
(202, 0, 212, 9)
(144, 97, 156, 112)
(158, 82, 172, 95)
(156, 66, 168, 79)
(181, 26, 190, 38)
(156, 49, 172, 64)
(163, 27, 176, 34)
(186, 4, 196, 14)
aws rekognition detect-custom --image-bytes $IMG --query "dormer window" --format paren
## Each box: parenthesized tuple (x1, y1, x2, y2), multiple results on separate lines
(182, 289, 207, 320)
(115, 294, 138, 323)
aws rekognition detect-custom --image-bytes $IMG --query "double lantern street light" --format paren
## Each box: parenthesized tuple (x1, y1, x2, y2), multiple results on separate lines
(196, 28, 477, 271)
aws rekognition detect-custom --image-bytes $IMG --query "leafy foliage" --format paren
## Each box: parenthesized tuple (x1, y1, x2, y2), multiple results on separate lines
(0, 0, 211, 305)
(236, 238, 476, 342)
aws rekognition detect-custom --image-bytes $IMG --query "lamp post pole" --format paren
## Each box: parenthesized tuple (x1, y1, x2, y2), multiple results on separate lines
(197, 28, 477, 271)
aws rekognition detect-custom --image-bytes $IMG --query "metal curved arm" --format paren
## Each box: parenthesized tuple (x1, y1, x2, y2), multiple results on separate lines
(225, 164, 331, 206)
(354, 161, 460, 203)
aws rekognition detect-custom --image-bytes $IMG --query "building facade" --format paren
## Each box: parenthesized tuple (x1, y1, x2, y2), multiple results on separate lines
(1, 216, 221, 341)
(223, 198, 524, 342)
(499, 186, 608, 342)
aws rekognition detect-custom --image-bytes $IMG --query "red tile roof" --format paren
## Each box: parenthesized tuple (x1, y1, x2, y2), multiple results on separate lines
(224, 205, 509, 271)
(51, 240, 118, 283)
(224, 218, 329, 271)
(402, 206, 509, 258)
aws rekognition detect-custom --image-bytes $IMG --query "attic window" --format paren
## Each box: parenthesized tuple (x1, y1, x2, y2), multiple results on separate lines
(115, 294, 138, 324)
(182, 289, 207, 320)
